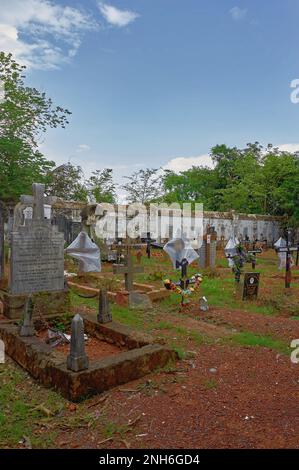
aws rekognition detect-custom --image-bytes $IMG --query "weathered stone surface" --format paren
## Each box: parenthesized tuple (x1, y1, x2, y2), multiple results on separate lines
(129, 291, 152, 310)
(98, 288, 112, 324)
(10, 222, 65, 295)
(67, 314, 89, 372)
(10, 183, 65, 296)
(19, 296, 35, 337)
(0, 314, 177, 401)
(1, 289, 70, 320)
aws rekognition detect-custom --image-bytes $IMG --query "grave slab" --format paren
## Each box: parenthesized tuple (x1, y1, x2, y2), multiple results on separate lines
(0, 313, 177, 401)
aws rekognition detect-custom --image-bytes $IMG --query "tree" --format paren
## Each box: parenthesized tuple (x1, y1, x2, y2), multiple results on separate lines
(46, 163, 87, 202)
(162, 167, 220, 209)
(85, 169, 116, 203)
(0, 52, 71, 203)
(159, 143, 299, 226)
(122, 169, 163, 204)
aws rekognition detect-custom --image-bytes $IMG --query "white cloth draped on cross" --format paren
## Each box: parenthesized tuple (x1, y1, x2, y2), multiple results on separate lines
(65, 232, 101, 272)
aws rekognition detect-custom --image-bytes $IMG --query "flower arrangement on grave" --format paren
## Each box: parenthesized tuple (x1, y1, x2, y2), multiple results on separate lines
(163, 273, 203, 296)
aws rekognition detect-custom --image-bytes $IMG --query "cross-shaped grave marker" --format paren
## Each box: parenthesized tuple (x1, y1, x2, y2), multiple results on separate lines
(276, 230, 298, 288)
(113, 238, 144, 291)
(145, 232, 155, 259)
(20, 183, 53, 221)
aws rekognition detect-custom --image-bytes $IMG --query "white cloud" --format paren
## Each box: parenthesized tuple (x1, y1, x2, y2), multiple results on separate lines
(277, 143, 299, 153)
(163, 154, 214, 173)
(0, 0, 98, 70)
(230, 6, 247, 21)
(98, 2, 139, 27)
(76, 144, 91, 153)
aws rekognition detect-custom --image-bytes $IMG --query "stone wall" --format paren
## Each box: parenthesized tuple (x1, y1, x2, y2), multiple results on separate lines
(83, 204, 283, 244)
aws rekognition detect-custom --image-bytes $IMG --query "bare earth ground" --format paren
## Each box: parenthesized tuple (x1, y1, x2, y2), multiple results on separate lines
(1, 249, 299, 449)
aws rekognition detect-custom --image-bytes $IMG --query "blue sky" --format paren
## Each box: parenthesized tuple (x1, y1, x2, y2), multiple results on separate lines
(1, 0, 299, 185)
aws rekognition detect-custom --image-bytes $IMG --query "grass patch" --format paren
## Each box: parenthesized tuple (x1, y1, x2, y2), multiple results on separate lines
(230, 331, 290, 355)
(202, 378, 217, 390)
(0, 365, 60, 448)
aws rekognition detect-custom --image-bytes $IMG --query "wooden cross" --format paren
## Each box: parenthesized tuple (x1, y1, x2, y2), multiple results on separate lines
(277, 231, 297, 288)
(20, 183, 53, 221)
(113, 238, 144, 291)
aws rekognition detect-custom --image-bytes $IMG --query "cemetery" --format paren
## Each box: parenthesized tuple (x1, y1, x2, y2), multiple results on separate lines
(1, 6, 299, 456)
(0, 181, 299, 449)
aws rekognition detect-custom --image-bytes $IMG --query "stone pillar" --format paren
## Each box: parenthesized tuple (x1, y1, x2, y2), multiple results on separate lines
(97, 288, 112, 324)
(67, 314, 89, 372)
(19, 296, 35, 337)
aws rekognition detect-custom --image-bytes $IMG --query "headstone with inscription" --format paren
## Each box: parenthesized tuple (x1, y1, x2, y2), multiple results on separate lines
(10, 184, 65, 295)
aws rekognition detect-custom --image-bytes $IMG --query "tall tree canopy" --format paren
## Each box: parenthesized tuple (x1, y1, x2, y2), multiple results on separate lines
(161, 143, 299, 226)
(85, 169, 116, 204)
(122, 169, 163, 204)
(0, 52, 71, 203)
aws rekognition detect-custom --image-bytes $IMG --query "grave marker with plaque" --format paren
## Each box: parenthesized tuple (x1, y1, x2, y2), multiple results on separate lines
(242, 272, 260, 301)
(10, 184, 65, 295)
(1, 184, 68, 319)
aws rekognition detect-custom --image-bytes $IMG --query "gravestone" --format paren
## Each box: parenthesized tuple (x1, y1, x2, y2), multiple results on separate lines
(2, 184, 68, 320)
(10, 184, 65, 295)
(199, 227, 217, 269)
(23, 206, 33, 223)
(242, 272, 260, 301)
(19, 296, 35, 337)
(98, 288, 112, 323)
(113, 239, 144, 291)
(67, 314, 89, 372)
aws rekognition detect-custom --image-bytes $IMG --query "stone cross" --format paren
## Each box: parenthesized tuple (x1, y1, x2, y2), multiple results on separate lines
(67, 314, 89, 372)
(19, 296, 35, 337)
(20, 183, 53, 221)
(113, 240, 144, 291)
(97, 288, 112, 324)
